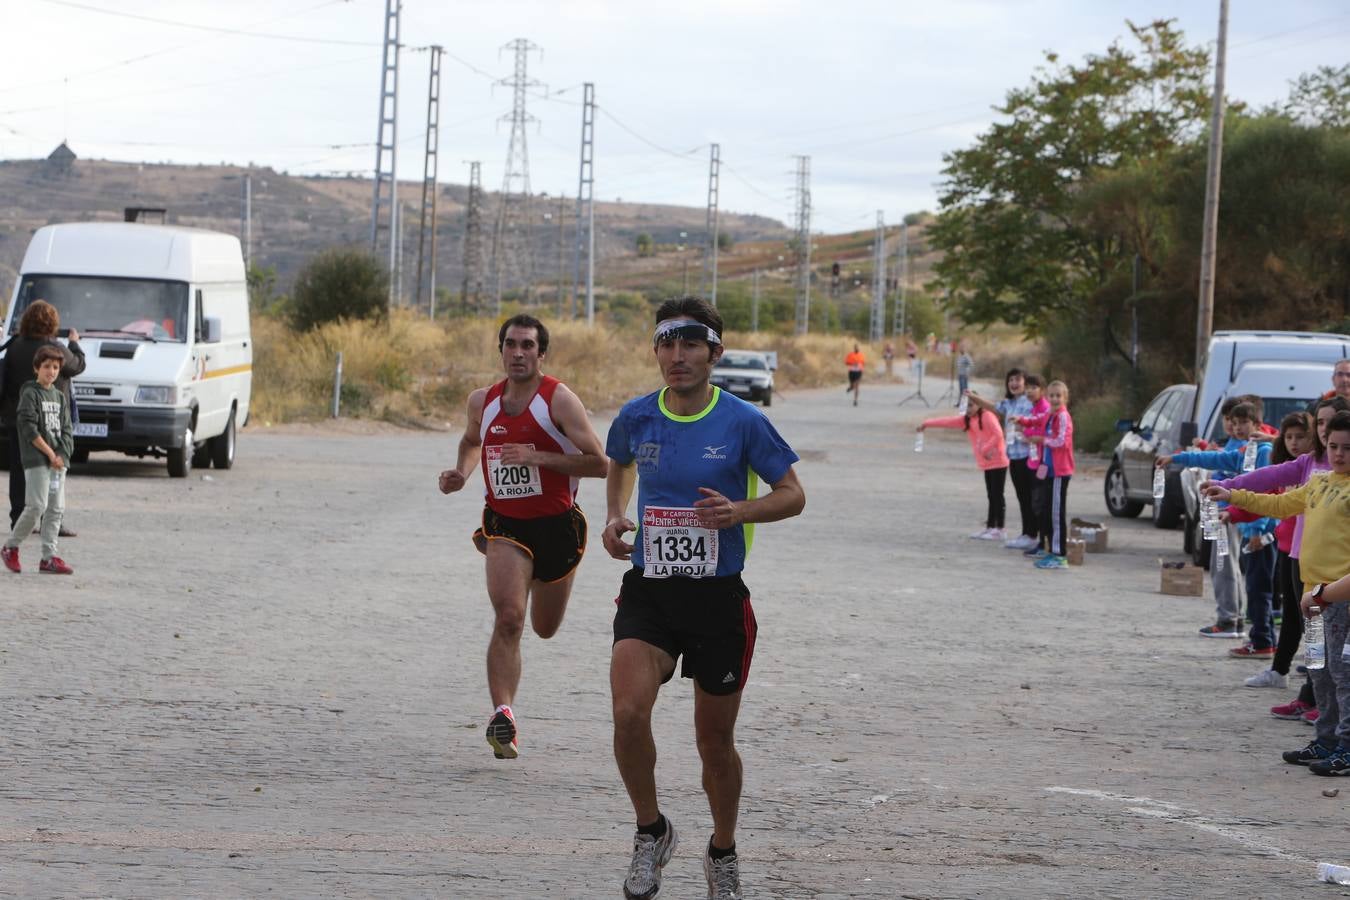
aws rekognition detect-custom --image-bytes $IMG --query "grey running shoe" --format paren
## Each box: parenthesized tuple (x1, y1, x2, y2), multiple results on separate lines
(623, 818, 678, 900)
(703, 846, 743, 899)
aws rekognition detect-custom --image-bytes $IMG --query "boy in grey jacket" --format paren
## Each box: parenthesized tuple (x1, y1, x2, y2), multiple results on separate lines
(1, 346, 74, 574)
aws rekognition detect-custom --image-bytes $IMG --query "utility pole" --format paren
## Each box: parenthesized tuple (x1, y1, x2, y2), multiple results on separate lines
(751, 269, 760, 332)
(701, 143, 721, 305)
(395, 199, 405, 306)
(554, 195, 566, 317)
(792, 155, 812, 335)
(870, 210, 886, 342)
(489, 38, 542, 314)
(240, 172, 252, 270)
(893, 222, 908, 338)
(369, 0, 401, 310)
(571, 82, 595, 323)
(415, 45, 443, 318)
(1194, 0, 1229, 378)
(461, 161, 485, 314)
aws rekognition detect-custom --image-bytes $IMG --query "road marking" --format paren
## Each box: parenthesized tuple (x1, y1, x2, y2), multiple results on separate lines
(1045, 786, 1313, 864)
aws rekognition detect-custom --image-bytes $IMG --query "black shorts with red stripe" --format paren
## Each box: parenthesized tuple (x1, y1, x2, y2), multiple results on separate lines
(612, 567, 758, 696)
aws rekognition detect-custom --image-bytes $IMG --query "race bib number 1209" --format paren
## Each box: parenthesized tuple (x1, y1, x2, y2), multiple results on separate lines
(643, 506, 718, 578)
(486, 444, 543, 499)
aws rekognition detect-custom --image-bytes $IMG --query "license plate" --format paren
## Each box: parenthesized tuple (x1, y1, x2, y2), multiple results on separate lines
(74, 423, 108, 438)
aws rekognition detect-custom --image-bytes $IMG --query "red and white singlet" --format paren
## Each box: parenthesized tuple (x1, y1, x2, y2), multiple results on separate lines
(478, 375, 581, 518)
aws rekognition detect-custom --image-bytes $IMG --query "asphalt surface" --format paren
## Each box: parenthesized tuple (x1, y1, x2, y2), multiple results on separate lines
(1, 377, 1345, 898)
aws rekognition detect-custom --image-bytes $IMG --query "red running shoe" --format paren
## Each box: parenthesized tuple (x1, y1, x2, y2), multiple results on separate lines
(1229, 643, 1275, 658)
(1, 546, 18, 573)
(1270, 698, 1314, 720)
(1305, 709, 1321, 726)
(39, 556, 73, 575)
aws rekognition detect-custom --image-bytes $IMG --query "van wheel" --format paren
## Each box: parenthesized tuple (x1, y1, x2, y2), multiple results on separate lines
(762, 388, 772, 407)
(210, 409, 236, 470)
(192, 444, 211, 469)
(1152, 471, 1185, 529)
(168, 426, 193, 478)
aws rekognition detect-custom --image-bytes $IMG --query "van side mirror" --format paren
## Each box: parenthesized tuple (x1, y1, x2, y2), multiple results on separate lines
(201, 317, 222, 344)
(1180, 421, 1198, 446)
(1114, 418, 1136, 433)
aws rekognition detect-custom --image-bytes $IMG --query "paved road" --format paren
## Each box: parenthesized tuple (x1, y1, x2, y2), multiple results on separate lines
(1, 380, 1344, 898)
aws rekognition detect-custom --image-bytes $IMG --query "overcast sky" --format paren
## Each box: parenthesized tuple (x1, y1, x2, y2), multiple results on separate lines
(1, 0, 1346, 231)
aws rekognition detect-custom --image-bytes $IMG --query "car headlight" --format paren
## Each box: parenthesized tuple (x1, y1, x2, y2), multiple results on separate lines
(135, 385, 175, 404)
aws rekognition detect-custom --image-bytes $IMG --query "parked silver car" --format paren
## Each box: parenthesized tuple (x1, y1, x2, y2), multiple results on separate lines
(1105, 384, 1194, 528)
(711, 350, 774, 406)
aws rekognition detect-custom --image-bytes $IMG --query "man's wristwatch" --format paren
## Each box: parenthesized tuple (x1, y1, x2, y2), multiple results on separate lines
(1313, 583, 1330, 607)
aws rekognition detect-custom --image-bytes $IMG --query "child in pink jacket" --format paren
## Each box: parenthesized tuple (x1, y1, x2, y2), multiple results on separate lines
(1025, 380, 1075, 570)
(918, 407, 1010, 540)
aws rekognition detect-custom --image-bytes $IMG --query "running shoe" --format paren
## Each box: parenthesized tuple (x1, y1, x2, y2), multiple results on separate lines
(1271, 698, 1315, 719)
(982, 528, 1006, 541)
(1228, 643, 1275, 659)
(1310, 747, 1350, 777)
(486, 706, 518, 759)
(1004, 534, 1037, 550)
(1034, 554, 1068, 570)
(1198, 621, 1242, 638)
(1284, 739, 1336, 766)
(624, 818, 678, 900)
(1, 546, 18, 574)
(969, 528, 992, 539)
(1245, 669, 1288, 688)
(1305, 709, 1320, 726)
(39, 556, 73, 575)
(704, 843, 743, 900)
(1022, 545, 1046, 558)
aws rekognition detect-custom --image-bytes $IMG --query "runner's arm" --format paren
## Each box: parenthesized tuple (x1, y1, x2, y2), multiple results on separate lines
(497, 385, 608, 478)
(439, 389, 486, 494)
(602, 458, 638, 559)
(694, 467, 805, 529)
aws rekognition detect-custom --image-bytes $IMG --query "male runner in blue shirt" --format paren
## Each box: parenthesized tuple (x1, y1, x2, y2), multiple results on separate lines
(602, 297, 806, 900)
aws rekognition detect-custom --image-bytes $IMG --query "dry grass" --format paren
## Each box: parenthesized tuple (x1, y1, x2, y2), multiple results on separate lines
(249, 314, 916, 427)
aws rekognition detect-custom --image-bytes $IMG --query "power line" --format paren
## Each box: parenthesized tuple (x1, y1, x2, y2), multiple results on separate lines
(596, 108, 704, 161)
(34, 0, 377, 47)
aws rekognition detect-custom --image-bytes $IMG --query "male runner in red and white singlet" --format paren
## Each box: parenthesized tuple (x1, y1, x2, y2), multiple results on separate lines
(439, 314, 607, 759)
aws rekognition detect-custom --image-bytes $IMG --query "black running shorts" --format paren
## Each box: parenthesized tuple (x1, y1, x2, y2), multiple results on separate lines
(848, 370, 863, 383)
(473, 504, 587, 583)
(612, 567, 758, 696)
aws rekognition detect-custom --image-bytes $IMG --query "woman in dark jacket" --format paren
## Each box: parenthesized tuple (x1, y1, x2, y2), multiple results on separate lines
(3, 300, 85, 530)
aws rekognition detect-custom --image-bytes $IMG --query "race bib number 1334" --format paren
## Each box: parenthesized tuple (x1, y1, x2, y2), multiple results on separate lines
(642, 506, 718, 578)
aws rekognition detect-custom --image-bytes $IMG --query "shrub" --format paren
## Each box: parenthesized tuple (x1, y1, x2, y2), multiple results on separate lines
(290, 248, 388, 331)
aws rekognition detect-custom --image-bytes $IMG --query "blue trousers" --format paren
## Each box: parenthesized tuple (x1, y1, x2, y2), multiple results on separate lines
(1243, 540, 1277, 649)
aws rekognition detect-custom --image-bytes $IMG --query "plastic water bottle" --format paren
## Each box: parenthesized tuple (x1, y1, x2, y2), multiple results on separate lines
(913, 432, 925, 453)
(957, 393, 969, 415)
(1006, 418, 1019, 446)
(1152, 466, 1166, 500)
(1307, 614, 1327, 670)
(49, 467, 63, 498)
(1242, 440, 1258, 472)
(1318, 863, 1350, 885)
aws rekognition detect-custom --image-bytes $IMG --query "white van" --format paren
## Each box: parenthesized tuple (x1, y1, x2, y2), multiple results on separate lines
(2, 223, 251, 477)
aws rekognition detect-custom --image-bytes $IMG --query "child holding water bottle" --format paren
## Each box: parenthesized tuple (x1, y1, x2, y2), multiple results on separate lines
(1024, 380, 1074, 571)
(1210, 410, 1350, 776)
(917, 404, 1009, 540)
(0, 346, 74, 575)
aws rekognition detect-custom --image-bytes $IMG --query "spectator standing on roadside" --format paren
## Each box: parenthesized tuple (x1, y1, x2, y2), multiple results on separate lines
(1, 346, 74, 575)
(955, 348, 974, 401)
(916, 404, 1009, 540)
(968, 369, 1038, 550)
(1013, 376, 1050, 556)
(905, 338, 918, 373)
(1, 300, 84, 531)
(1025, 380, 1074, 571)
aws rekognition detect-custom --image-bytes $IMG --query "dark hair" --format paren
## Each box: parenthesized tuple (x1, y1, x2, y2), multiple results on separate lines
(19, 300, 59, 339)
(32, 344, 64, 370)
(1003, 367, 1025, 400)
(1272, 411, 1312, 465)
(1219, 396, 1242, 417)
(1023, 373, 1044, 389)
(1328, 411, 1350, 441)
(962, 408, 987, 432)
(654, 296, 723, 342)
(1312, 396, 1350, 459)
(1228, 402, 1256, 423)
(1238, 394, 1264, 422)
(497, 314, 549, 355)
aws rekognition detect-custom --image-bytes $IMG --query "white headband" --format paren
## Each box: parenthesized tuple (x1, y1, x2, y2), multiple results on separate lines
(653, 318, 722, 346)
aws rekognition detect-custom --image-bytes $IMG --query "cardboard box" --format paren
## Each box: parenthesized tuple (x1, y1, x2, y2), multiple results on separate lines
(1071, 518, 1109, 552)
(1066, 539, 1085, 566)
(1160, 562, 1204, 596)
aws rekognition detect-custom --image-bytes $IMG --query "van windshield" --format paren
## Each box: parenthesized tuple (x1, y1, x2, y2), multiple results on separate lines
(1206, 397, 1315, 445)
(10, 275, 189, 343)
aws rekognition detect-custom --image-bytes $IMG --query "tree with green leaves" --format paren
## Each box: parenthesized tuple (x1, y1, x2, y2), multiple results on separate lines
(1282, 65, 1350, 130)
(289, 248, 388, 331)
(929, 20, 1212, 333)
(635, 233, 654, 257)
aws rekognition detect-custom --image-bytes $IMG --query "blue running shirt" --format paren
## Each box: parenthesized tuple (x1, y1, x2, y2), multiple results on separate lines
(606, 387, 799, 577)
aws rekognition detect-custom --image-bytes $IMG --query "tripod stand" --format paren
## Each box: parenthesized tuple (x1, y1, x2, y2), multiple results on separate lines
(898, 358, 931, 407)
(936, 353, 959, 407)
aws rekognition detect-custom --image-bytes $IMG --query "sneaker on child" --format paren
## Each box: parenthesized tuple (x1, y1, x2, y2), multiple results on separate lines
(1271, 698, 1315, 718)
(1, 546, 18, 574)
(1283, 739, 1335, 766)
(1228, 643, 1274, 659)
(1305, 709, 1320, 726)
(39, 556, 73, 575)
(1197, 621, 1242, 638)
(1004, 534, 1037, 550)
(1245, 669, 1287, 688)
(1034, 555, 1068, 570)
(1309, 746, 1350, 777)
